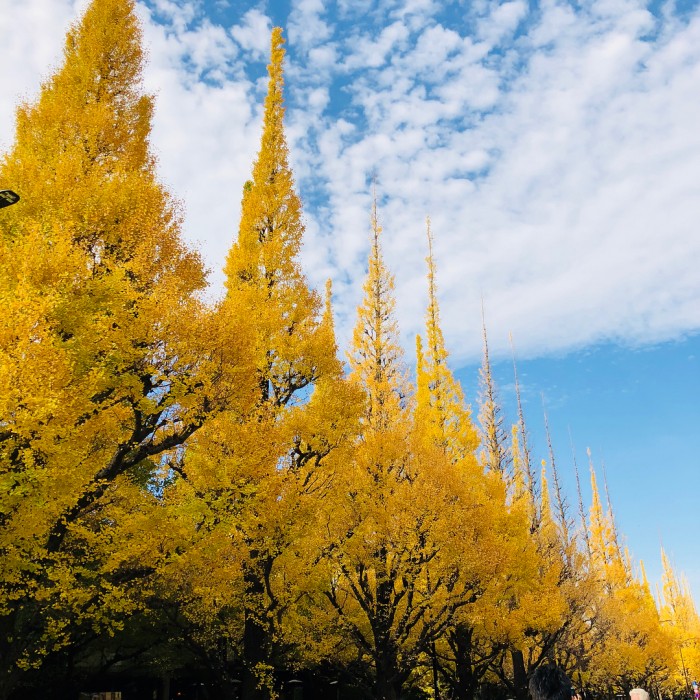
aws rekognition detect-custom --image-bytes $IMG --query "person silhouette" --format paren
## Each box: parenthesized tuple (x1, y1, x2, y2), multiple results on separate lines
(529, 664, 573, 700)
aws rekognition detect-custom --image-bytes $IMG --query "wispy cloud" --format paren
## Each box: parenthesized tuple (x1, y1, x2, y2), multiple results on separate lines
(2, 0, 699, 363)
(230, 8, 272, 59)
(284, 0, 700, 362)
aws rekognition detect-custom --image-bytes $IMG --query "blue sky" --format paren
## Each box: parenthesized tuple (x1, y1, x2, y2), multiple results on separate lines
(458, 337, 700, 597)
(1, 0, 699, 598)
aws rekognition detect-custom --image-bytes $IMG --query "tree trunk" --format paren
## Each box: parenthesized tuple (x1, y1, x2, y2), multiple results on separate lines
(242, 553, 273, 700)
(161, 673, 171, 700)
(373, 560, 405, 700)
(0, 608, 33, 700)
(452, 624, 478, 700)
(213, 676, 243, 700)
(373, 639, 407, 700)
(375, 668, 401, 700)
(431, 640, 441, 700)
(207, 640, 242, 700)
(511, 649, 528, 700)
(0, 675, 14, 700)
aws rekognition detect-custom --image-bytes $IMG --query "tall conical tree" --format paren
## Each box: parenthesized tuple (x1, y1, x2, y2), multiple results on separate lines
(329, 198, 419, 700)
(588, 458, 609, 575)
(0, 0, 244, 695)
(477, 311, 511, 479)
(510, 340, 538, 527)
(317, 201, 518, 700)
(542, 401, 572, 550)
(587, 452, 627, 584)
(224, 28, 336, 408)
(661, 549, 700, 637)
(581, 464, 673, 693)
(571, 437, 592, 558)
(415, 218, 478, 459)
(660, 550, 700, 690)
(539, 462, 558, 544)
(218, 27, 338, 699)
(602, 462, 626, 570)
(414, 219, 483, 700)
(348, 192, 408, 431)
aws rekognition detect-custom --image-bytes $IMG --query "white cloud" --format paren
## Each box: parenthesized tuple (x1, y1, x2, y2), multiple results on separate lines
(342, 21, 411, 70)
(288, 0, 332, 50)
(230, 8, 271, 59)
(148, 0, 199, 32)
(476, 0, 528, 46)
(288, 0, 700, 362)
(2, 0, 700, 364)
(307, 44, 339, 71)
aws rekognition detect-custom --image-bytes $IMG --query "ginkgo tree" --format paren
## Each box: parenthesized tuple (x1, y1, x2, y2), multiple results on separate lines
(0, 0, 250, 696)
(659, 549, 700, 696)
(0, 3, 698, 699)
(581, 464, 674, 694)
(153, 25, 356, 700)
(304, 207, 525, 700)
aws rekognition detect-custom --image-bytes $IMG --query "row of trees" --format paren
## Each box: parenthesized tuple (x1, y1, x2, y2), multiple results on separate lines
(0, 1, 697, 699)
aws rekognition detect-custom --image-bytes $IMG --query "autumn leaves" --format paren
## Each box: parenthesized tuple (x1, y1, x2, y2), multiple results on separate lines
(0, 2, 698, 700)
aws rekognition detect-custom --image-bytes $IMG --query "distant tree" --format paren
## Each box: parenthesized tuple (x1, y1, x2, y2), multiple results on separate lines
(307, 208, 521, 700)
(659, 549, 700, 695)
(583, 463, 673, 694)
(477, 314, 511, 479)
(415, 218, 479, 460)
